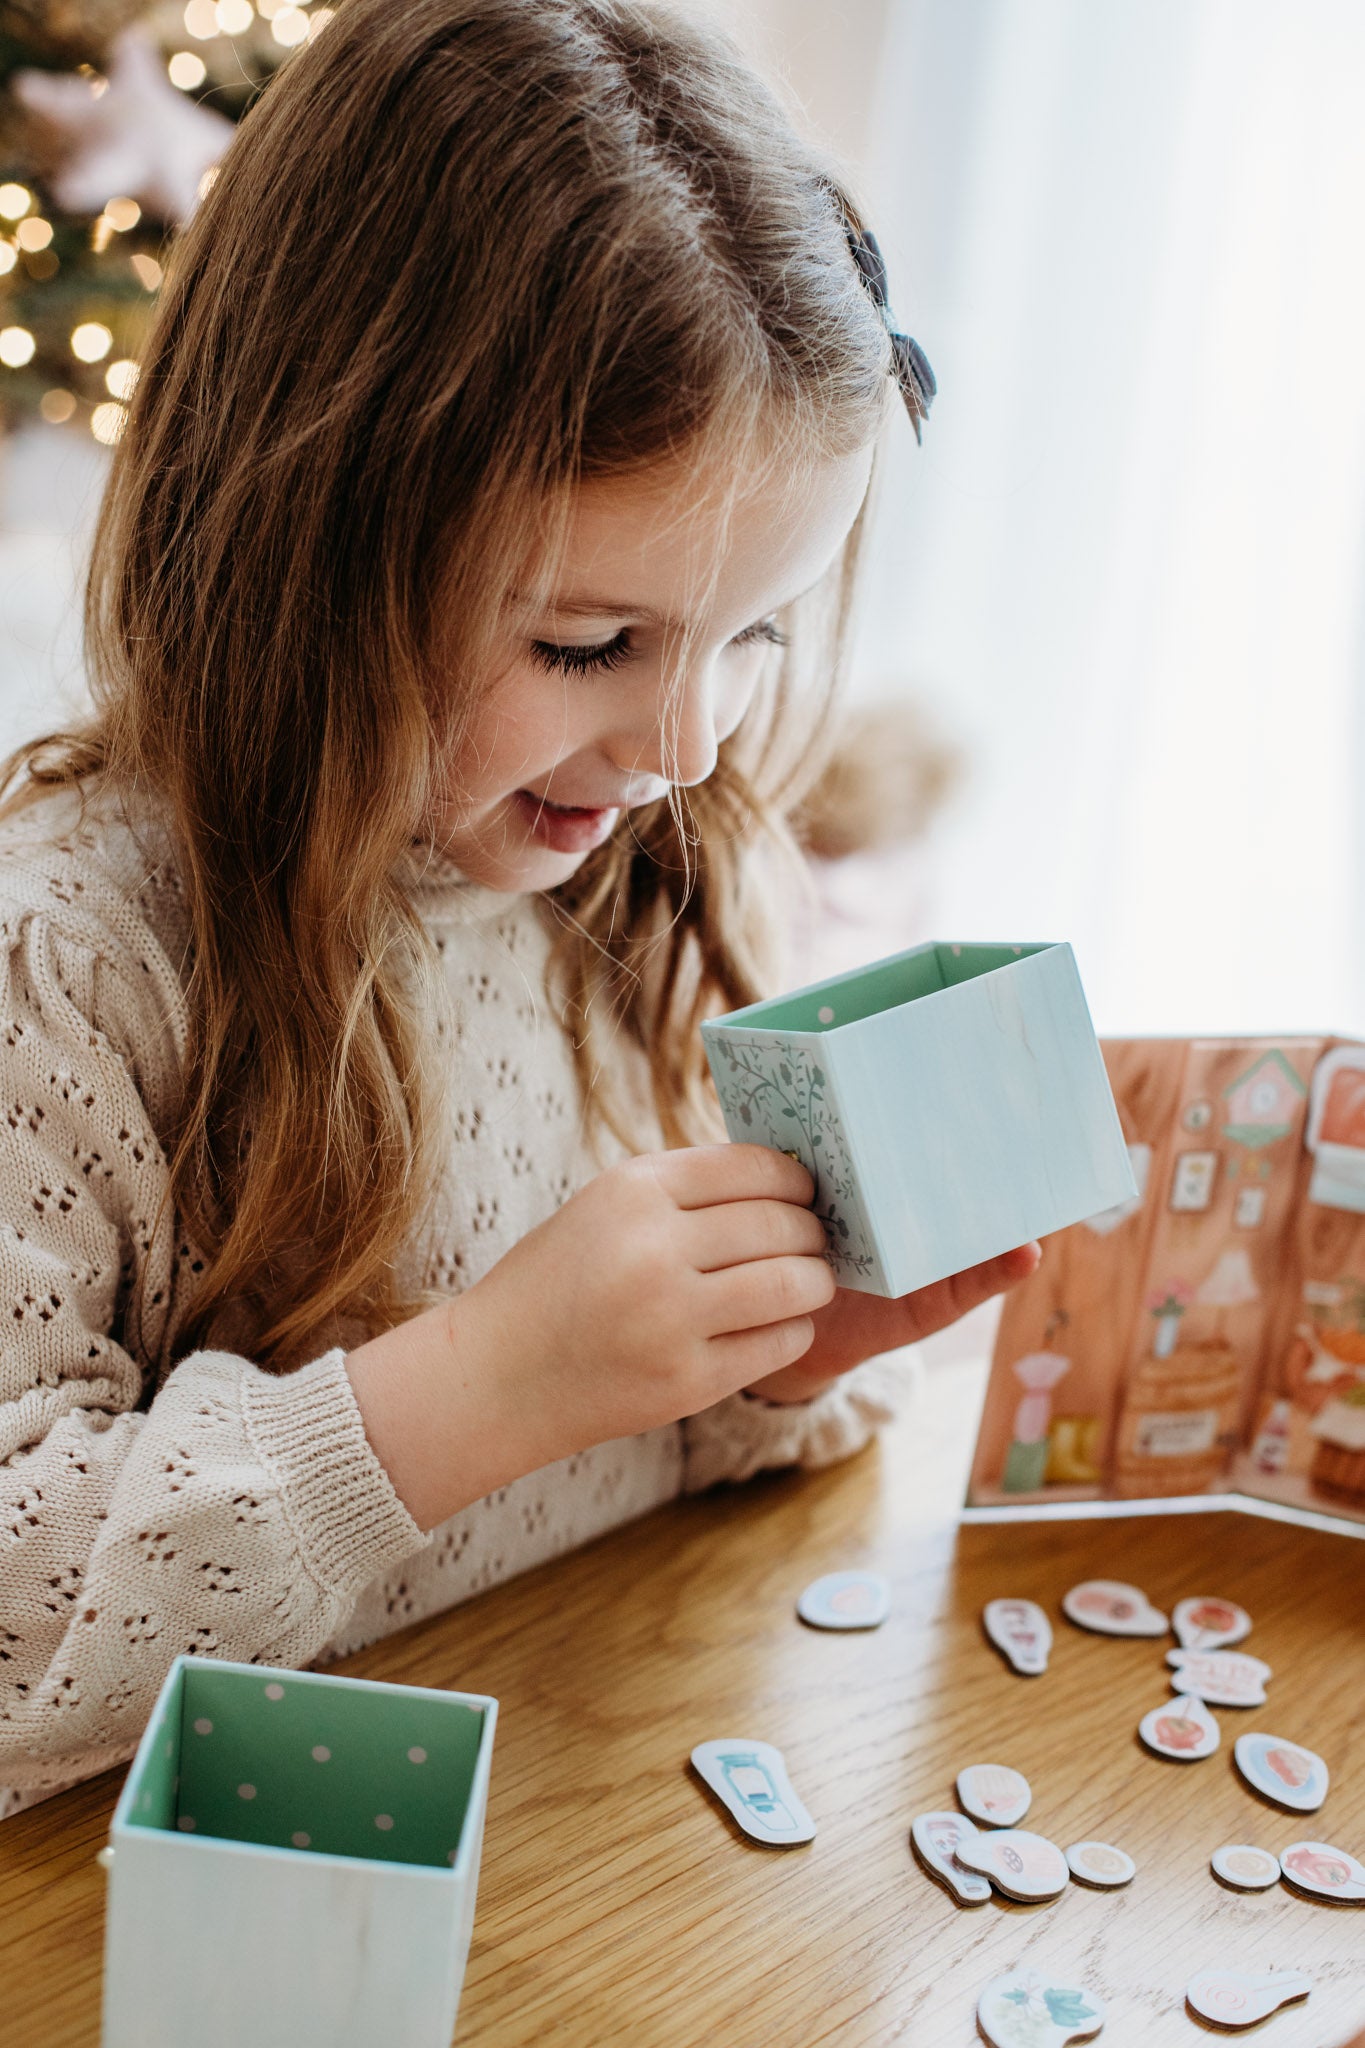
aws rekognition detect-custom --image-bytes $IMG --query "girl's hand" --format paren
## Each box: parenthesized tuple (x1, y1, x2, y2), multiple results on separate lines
(346, 1144, 835, 1529)
(741, 1241, 1044, 1404)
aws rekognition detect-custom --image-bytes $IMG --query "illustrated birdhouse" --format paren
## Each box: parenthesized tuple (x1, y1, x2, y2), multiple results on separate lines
(1222, 1051, 1307, 1148)
(702, 940, 1135, 1298)
(101, 1657, 497, 2048)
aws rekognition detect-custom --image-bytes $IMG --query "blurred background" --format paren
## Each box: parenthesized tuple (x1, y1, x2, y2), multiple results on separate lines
(2, 0, 1364, 1039)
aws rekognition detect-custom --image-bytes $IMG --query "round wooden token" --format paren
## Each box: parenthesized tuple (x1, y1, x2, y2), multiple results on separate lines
(1210, 1843, 1280, 1891)
(1065, 1841, 1135, 1888)
(796, 1570, 890, 1630)
(1172, 1595, 1251, 1651)
(956, 1762, 1031, 1829)
(979, 1967, 1106, 2045)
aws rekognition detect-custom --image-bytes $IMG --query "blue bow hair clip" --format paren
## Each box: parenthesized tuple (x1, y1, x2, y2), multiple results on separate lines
(839, 208, 936, 440)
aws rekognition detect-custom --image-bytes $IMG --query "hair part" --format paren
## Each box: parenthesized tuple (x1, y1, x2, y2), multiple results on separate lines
(1, 0, 893, 1365)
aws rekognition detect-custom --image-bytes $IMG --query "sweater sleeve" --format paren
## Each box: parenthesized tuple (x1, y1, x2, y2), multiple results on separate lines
(0, 905, 426, 1795)
(679, 1347, 919, 1493)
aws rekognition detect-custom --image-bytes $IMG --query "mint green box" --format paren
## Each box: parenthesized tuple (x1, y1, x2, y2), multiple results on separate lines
(701, 940, 1134, 1298)
(101, 1657, 497, 2048)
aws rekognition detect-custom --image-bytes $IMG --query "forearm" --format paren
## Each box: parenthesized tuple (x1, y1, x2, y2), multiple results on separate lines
(343, 1290, 554, 1533)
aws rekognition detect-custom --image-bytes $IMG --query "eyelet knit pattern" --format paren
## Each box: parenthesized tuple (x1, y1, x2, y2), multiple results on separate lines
(0, 788, 912, 1817)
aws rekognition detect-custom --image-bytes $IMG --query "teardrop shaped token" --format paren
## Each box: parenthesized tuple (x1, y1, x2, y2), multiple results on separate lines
(956, 1762, 1032, 1828)
(1279, 1840, 1365, 1901)
(1066, 1841, 1135, 1888)
(983, 1597, 1052, 1676)
(1186, 1968, 1313, 2028)
(1062, 1579, 1167, 1637)
(954, 1826, 1070, 1901)
(796, 1569, 890, 1630)
(911, 1811, 992, 1905)
(1211, 1843, 1281, 1891)
(1233, 1732, 1329, 1812)
(1173, 1595, 1251, 1651)
(1139, 1693, 1220, 1761)
(1166, 1648, 1270, 1707)
(690, 1738, 815, 1845)
(978, 1967, 1107, 2045)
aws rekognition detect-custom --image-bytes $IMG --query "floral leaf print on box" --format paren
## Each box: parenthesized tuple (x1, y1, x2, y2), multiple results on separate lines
(706, 1034, 877, 1281)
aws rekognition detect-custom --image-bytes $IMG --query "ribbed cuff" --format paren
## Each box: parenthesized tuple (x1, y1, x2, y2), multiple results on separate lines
(241, 1348, 429, 1596)
(683, 1349, 918, 1494)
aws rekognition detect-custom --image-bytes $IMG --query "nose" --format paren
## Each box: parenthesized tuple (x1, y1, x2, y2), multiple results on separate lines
(602, 658, 722, 792)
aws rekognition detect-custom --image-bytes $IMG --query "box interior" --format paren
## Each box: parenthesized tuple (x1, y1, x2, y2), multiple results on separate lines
(123, 1663, 486, 1870)
(724, 942, 1050, 1034)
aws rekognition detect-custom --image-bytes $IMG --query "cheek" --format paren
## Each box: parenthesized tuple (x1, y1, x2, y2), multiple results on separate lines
(457, 671, 577, 793)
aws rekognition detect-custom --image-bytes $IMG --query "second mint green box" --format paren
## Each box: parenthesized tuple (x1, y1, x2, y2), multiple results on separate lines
(701, 940, 1134, 1299)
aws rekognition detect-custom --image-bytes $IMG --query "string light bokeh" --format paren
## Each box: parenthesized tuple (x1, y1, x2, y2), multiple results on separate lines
(0, 0, 334, 443)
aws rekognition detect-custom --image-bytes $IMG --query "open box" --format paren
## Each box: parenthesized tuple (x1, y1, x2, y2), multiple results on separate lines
(102, 1656, 497, 2048)
(701, 940, 1134, 1298)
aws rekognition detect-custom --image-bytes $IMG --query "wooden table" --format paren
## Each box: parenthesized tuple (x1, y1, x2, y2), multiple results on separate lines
(4, 1351, 1364, 2047)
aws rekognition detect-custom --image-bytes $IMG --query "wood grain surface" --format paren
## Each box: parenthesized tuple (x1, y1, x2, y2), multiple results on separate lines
(3, 1353, 1363, 2047)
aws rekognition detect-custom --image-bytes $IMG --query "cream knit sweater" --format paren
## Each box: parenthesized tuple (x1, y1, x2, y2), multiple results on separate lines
(0, 787, 910, 1817)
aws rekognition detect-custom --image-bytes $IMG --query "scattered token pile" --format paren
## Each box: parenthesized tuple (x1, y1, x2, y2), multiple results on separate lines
(688, 1569, 1359, 2038)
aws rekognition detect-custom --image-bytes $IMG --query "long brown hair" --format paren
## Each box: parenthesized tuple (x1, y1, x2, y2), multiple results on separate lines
(1, 0, 893, 1364)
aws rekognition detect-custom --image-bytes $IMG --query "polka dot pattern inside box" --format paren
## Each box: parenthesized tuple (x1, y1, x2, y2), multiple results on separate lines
(130, 1661, 488, 1869)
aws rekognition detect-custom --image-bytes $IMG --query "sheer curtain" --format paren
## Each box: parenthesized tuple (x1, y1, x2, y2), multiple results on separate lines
(729, 0, 1365, 1040)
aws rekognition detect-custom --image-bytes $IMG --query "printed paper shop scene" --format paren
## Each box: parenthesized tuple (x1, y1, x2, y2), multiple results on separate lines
(0, 2, 1362, 2045)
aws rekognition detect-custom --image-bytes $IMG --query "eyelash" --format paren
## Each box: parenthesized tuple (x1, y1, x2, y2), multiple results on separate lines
(529, 617, 789, 676)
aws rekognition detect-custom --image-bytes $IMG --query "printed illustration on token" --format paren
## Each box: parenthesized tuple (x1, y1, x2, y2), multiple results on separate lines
(1279, 1841, 1365, 1901)
(796, 1570, 890, 1630)
(910, 1811, 992, 1905)
(1186, 1968, 1313, 2028)
(983, 1597, 1052, 1676)
(954, 1827, 1070, 1901)
(689, 1738, 815, 1845)
(1066, 1841, 1135, 1888)
(1139, 1693, 1219, 1761)
(1233, 1732, 1329, 1812)
(956, 1762, 1031, 1828)
(1062, 1579, 1167, 1637)
(1165, 1648, 1269, 1707)
(1172, 1595, 1251, 1652)
(978, 1968, 1106, 2047)
(1210, 1844, 1280, 1891)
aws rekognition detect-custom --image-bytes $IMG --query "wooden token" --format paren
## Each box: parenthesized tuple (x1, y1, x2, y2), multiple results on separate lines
(1165, 1648, 1270, 1707)
(1065, 1841, 1135, 1888)
(796, 1570, 890, 1631)
(956, 1762, 1032, 1829)
(1279, 1840, 1365, 1902)
(1172, 1595, 1252, 1651)
(689, 1739, 815, 1845)
(1233, 1732, 1329, 1813)
(954, 1827, 1070, 1902)
(1061, 1579, 1167, 1637)
(978, 1968, 1106, 2046)
(983, 1597, 1052, 1676)
(1186, 1968, 1313, 2027)
(1210, 1843, 1281, 1891)
(1138, 1693, 1219, 1761)
(910, 1811, 992, 1905)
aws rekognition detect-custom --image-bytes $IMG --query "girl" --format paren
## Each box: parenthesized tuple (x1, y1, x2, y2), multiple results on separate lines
(0, 0, 1037, 1814)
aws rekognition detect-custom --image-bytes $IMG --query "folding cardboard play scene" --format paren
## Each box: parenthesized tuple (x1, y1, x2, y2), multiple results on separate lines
(101, 1656, 497, 2048)
(703, 940, 1135, 1298)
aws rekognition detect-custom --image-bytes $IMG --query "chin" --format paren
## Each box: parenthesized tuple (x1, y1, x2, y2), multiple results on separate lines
(450, 841, 592, 894)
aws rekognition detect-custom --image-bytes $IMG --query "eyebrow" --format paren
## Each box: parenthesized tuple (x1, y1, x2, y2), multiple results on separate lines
(511, 575, 824, 626)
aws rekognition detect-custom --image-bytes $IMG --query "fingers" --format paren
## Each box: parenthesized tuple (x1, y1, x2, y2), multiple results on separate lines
(700, 1251, 837, 1337)
(687, 1197, 828, 1274)
(706, 1313, 817, 1386)
(643, 1143, 816, 1212)
(899, 1241, 1043, 1343)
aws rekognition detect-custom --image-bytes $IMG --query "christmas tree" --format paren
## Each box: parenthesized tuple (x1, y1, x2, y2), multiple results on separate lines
(0, 0, 330, 441)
